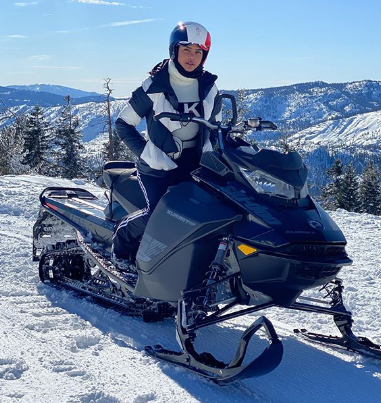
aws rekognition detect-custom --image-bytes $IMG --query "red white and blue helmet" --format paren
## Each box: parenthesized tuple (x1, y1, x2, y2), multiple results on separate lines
(169, 21, 211, 66)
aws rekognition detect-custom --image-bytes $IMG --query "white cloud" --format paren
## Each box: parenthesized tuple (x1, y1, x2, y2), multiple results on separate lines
(6, 35, 27, 39)
(124, 4, 152, 8)
(14, 2, 38, 6)
(69, 0, 125, 5)
(29, 55, 52, 60)
(32, 65, 83, 70)
(100, 18, 160, 28)
(54, 28, 90, 34)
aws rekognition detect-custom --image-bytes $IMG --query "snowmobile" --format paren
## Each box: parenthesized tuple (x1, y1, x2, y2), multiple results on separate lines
(33, 94, 381, 384)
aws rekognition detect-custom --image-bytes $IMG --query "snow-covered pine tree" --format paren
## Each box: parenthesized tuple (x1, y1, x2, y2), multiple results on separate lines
(0, 122, 28, 175)
(111, 128, 135, 161)
(321, 159, 345, 210)
(237, 88, 249, 123)
(22, 105, 53, 174)
(54, 96, 84, 179)
(233, 89, 251, 142)
(337, 162, 360, 212)
(359, 162, 381, 215)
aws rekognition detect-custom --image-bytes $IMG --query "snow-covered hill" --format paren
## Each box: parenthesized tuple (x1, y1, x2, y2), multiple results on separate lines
(1, 99, 129, 142)
(1, 80, 381, 189)
(236, 79, 381, 133)
(2, 79, 381, 140)
(0, 86, 110, 109)
(6, 84, 101, 99)
(1, 174, 381, 402)
(288, 109, 381, 152)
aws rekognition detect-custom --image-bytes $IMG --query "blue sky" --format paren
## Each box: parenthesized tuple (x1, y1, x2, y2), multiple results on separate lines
(1, 0, 381, 97)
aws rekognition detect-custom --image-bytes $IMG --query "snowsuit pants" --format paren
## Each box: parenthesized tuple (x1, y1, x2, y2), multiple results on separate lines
(112, 149, 199, 259)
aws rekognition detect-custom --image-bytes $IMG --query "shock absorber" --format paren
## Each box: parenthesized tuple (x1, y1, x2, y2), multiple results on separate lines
(201, 236, 231, 307)
(185, 236, 232, 326)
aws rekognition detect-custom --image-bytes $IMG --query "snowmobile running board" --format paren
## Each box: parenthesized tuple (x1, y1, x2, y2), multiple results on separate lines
(145, 303, 283, 384)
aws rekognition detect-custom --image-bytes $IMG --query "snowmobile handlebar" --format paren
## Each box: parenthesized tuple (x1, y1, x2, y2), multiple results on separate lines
(153, 112, 219, 130)
(153, 112, 277, 132)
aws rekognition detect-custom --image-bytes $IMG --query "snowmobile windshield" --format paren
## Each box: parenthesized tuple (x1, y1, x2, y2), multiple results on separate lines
(239, 167, 309, 199)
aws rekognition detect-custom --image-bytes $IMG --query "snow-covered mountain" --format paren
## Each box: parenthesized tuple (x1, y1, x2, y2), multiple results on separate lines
(6, 84, 101, 99)
(2, 79, 381, 137)
(288, 109, 381, 151)
(0, 85, 114, 109)
(1, 99, 129, 142)
(1, 80, 381, 184)
(1, 174, 381, 402)
(233, 80, 381, 134)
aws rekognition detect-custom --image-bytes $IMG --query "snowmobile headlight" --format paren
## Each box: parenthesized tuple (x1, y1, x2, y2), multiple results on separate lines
(239, 167, 305, 199)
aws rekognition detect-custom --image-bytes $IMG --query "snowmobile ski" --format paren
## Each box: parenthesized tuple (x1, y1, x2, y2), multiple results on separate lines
(293, 279, 381, 360)
(294, 328, 381, 360)
(145, 306, 283, 384)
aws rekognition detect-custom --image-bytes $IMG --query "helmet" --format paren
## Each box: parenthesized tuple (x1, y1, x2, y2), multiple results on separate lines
(169, 21, 211, 66)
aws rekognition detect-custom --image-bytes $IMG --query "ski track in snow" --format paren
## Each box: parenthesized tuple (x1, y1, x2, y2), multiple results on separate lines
(0, 174, 381, 402)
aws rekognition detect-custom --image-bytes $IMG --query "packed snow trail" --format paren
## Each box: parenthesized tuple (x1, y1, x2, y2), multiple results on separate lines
(1, 175, 381, 403)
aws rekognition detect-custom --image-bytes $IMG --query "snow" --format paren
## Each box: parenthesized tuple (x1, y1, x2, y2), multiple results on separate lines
(289, 110, 381, 151)
(1, 174, 381, 402)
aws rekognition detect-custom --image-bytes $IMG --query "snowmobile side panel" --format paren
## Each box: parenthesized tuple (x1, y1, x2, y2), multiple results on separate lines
(39, 187, 114, 248)
(134, 182, 242, 302)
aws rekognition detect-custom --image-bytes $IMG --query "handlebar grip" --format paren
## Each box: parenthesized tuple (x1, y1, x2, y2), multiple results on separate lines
(260, 121, 278, 130)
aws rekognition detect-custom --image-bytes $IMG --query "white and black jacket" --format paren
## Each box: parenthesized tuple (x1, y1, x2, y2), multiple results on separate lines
(115, 59, 221, 177)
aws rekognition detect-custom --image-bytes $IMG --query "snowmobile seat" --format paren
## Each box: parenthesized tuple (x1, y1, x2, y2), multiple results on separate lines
(103, 161, 146, 215)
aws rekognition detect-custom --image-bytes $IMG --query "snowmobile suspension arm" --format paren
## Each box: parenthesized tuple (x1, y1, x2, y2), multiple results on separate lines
(192, 301, 276, 331)
(289, 301, 352, 318)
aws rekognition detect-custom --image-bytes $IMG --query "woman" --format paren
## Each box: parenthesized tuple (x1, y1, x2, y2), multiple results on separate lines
(113, 21, 221, 266)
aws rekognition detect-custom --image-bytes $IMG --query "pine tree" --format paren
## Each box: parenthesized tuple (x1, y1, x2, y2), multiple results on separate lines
(359, 162, 381, 215)
(321, 159, 345, 209)
(54, 96, 84, 179)
(237, 88, 249, 122)
(337, 162, 360, 212)
(102, 128, 134, 162)
(0, 122, 28, 175)
(22, 105, 52, 174)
